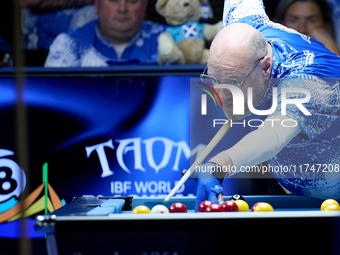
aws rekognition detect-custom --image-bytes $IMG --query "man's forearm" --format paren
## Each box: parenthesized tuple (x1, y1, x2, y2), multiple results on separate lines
(21, 0, 94, 12)
(209, 116, 302, 177)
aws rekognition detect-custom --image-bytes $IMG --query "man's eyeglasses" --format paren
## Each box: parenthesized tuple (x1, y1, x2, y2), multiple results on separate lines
(200, 57, 265, 88)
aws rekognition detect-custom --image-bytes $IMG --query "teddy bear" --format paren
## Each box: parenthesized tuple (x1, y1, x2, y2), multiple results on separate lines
(156, 0, 223, 65)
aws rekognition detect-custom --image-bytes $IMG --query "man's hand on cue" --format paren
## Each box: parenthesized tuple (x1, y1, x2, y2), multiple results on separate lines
(194, 162, 227, 212)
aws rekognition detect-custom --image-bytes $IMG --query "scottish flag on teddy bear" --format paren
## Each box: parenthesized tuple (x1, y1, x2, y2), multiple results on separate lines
(166, 21, 205, 44)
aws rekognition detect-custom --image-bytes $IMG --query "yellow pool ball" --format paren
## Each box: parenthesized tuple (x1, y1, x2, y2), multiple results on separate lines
(132, 205, 151, 214)
(234, 200, 249, 212)
(323, 204, 340, 211)
(320, 199, 339, 211)
(251, 202, 274, 212)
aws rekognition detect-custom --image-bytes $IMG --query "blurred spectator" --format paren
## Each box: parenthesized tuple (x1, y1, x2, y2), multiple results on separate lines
(327, 0, 340, 48)
(275, 0, 340, 55)
(21, 0, 97, 65)
(44, 0, 166, 67)
(0, 1, 14, 67)
(0, 36, 13, 67)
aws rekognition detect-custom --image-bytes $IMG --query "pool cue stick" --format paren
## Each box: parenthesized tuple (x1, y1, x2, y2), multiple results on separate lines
(163, 121, 232, 204)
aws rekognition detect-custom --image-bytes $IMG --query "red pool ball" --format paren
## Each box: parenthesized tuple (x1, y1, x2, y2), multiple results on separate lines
(205, 204, 224, 212)
(169, 202, 187, 213)
(222, 200, 239, 212)
(198, 201, 214, 212)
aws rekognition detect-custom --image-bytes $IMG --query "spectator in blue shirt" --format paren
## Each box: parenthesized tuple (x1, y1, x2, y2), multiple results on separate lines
(21, 0, 97, 66)
(44, 0, 166, 67)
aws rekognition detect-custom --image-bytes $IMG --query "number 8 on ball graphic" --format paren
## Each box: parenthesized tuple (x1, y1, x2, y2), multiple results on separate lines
(0, 149, 26, 204)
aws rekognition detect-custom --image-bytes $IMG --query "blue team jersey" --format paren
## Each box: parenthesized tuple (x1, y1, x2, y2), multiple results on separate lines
(44, 19, 166, 67)
(223, 0, 340, 199)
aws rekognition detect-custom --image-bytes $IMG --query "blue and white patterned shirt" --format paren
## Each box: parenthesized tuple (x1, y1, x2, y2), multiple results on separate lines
(22, 6, 98, 51)
(44, 19, 166, 67)
(223, 0, 340, 199)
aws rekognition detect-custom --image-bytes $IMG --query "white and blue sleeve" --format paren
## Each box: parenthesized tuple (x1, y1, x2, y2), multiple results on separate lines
(223, 0, 269, 26)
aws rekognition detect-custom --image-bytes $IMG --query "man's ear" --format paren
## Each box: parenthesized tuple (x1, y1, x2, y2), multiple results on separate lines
(94, 0, 100, 16)
(155, 0, 169, 17)
(262, 56, 272, 78)
(142, 0, 148, 18)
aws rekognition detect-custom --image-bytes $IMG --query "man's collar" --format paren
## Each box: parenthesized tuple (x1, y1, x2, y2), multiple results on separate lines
(95, 24, 113, 48)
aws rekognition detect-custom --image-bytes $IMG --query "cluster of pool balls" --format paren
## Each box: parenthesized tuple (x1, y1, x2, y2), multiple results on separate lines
(197, 195, 274, 213)
(132, 195, 274, 214)
(132, 196, 340, 214)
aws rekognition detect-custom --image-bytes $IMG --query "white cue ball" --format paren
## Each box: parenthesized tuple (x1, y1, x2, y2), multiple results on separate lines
(151, 205, 169, 213)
